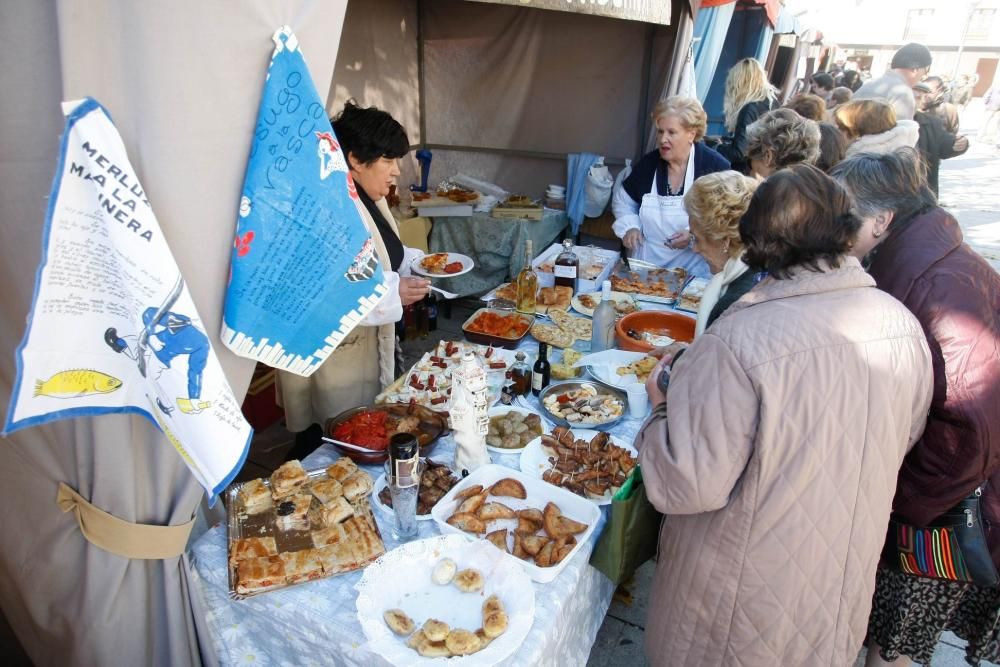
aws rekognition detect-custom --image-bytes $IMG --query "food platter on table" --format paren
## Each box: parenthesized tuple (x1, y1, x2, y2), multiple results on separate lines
(373, 459, 461, 521)
(324, 403, 448, 464)
(377, 340, 512, 412)
(609, 262, 688, 304)
(519, 427, 638, 506)
(356, 534, 535, 664)
(430, 464, 602, 583)
(536, 380, 626, 430)
(530, 310, 591, 349)
(485, 405, 545, 454)
(489, 283, 573, 314)
(570, 290, 640, 318)
(411, 252, 475, 278)
(676, 276, 710, 313)
(226, 458, 383, 599)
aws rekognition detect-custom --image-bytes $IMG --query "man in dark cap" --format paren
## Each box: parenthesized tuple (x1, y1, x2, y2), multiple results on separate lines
(854, 42, 932, 120)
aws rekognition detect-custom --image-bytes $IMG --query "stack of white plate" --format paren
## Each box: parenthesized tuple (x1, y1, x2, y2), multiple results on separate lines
(545, 184, 566, 210)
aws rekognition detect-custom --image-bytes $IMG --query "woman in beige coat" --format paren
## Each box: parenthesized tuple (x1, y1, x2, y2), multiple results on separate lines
(636, 165, 933, 666)
(280, 102, 429, 454)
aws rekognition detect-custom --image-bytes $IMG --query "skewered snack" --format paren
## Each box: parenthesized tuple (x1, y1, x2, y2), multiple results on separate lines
(539, 426, 637, 500)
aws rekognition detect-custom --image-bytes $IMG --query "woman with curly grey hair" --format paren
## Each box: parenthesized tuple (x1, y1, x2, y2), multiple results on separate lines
(745, 108, 821, 178)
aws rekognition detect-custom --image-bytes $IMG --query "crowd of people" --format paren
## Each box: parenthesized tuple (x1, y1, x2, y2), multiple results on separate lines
(613, 43, 1000, 667)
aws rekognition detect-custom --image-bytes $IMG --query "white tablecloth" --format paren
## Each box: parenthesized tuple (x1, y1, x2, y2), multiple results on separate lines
(189, 385, 648, 666)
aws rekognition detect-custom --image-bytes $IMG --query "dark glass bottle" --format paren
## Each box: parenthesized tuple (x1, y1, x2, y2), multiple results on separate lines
(416, 296, 428, 338)
(531, 343, 551, 396)
(509, 351, 532, 396)
(553, 239, 578, 293)
(426, 292, 438, 331)
(389, 432, 419, 480)
(403, 304, 417, 341)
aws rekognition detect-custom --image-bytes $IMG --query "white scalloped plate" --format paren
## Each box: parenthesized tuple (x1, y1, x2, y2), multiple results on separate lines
(356, 534, 535, 666)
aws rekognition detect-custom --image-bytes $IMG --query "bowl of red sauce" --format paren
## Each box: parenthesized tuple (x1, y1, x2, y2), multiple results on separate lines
(324, 403, 448, 464)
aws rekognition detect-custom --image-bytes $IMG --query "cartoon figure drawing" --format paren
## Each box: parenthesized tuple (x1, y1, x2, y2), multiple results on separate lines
(316, 131, 347, 180)
(345, 237, 379, 282)
(104, 278, 213, 415)
(33, 369, 122, 398)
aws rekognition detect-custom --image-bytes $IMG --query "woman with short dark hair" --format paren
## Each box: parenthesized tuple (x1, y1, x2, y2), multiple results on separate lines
(636, 164, 933, 666)
(832, 149, 1000, 667)
(816, 121, 848, 172)
(280, 101, 430, 453)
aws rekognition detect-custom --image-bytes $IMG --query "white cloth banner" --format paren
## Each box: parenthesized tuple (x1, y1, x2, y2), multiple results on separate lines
(3, 98, 252, 502)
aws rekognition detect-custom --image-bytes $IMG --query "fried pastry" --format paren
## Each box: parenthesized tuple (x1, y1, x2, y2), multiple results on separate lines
(383, 609, 415, 636)
(485, 528, 509, 552)
(235, 554, 286, 594)
(310, 478, 344, 505)
(447, 512, 486, 534)
(457, 491, 487, 514)
(431, 558, 457, 585)
(326, 457, 358, 483)
(535, 539, 556, 568)
(318, 495, 353, 527)
(483, 610, 508, 639)
(341, 470, 373, 501)
(422, 618, 450, 642)
(406, 629, 427, 649)
(490, 478, 527, 499)
(270, 460, 308, 499)
(517, 508, 544, 534)
(416, 638, 451, 658)
(512, 531, 529, 560)
(454, 568, 484, 592)
(478, 502, 516, 521)
(542, 502, 588, 539)
(475, 628, 495, 649)
(229, 536, 278, 567)
(237, 479, 273, 515)
(275, 493, 312, 532)
(520, 534, 549, 557)
(279, 548, 325, 584)
(453, 484, 484, 501)
(445, 629, 481, 656)
(316, 542, 356, 574)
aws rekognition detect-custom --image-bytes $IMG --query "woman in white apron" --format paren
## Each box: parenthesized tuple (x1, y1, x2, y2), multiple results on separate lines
(612, 96, 731, 278)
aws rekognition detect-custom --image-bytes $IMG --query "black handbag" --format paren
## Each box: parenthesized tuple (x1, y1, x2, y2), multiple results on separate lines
(886, 486, 999, 587)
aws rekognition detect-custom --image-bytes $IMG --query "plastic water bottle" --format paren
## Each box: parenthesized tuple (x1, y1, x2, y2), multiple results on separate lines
(590, 280, 616, 352)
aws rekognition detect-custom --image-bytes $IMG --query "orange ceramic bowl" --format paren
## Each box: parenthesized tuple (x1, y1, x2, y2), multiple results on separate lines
(615, 311, 696, 352)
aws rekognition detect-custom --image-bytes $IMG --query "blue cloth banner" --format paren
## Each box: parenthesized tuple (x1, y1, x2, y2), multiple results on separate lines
(3, 98, 252, 503)
(566, 152, 600, 236)
(221, 27, 389, 377)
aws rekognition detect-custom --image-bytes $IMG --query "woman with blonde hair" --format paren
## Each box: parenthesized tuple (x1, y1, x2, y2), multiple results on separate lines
(834, 99, 918, 157)
(612, 96, 729, 275)
(717, 57, 778, 174)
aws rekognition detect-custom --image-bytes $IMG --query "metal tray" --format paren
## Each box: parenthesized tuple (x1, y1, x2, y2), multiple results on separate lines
(225, 467, 385, 600)
(536, 380, 627, 431)
(608, 261, 687, 304)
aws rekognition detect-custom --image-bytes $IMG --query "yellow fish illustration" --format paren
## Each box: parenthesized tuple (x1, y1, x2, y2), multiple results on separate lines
(33, 369, 123, 398)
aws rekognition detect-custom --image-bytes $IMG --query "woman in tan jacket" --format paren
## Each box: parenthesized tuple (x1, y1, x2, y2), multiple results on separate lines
(636, 165, 934, 666)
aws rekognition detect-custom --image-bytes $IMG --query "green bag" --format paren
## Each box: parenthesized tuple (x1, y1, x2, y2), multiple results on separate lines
(589, 465, 662, 584)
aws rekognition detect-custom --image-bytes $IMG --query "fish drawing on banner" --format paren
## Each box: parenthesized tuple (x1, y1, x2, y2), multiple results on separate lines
(221, 26, 390, 377)
(3, 97, 252, 503)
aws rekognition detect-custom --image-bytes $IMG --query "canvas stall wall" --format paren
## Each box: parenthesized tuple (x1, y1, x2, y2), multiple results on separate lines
(331, 0, 692, 197)
(0, 1, 347, 664)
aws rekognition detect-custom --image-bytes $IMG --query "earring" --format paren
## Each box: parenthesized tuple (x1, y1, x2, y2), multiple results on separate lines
(873, 230, 882, 238)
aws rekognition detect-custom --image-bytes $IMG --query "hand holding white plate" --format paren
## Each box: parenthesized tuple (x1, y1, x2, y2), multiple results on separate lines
(411, 252, 475, 278)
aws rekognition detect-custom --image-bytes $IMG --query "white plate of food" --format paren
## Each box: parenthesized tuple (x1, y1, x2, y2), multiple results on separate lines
(411, 252, 475, 278)
(372, 459, 462, 522)
(431, 465, 601, 583)
(583, 349, 658, 389)
(356, 534, 534, 665)
(518, 427, 638, 505)
(570, 290, 640, 318)
(485, 406, 546, 454)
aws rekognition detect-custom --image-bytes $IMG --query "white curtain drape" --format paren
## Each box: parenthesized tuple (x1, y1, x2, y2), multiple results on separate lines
(0, 1, 347, 664)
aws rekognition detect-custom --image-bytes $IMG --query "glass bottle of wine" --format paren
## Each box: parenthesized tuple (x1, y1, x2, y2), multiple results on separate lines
(515, 239, 537, 315)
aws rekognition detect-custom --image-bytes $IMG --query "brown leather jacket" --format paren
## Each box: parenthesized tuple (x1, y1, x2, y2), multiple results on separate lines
(867, 207, 1000, 565)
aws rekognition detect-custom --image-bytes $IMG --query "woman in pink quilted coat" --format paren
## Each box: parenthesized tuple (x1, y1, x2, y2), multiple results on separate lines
(636, 164, 934, 666)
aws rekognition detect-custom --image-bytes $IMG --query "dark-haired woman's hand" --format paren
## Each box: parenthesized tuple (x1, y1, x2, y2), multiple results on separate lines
(399, 276, 431, 306)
